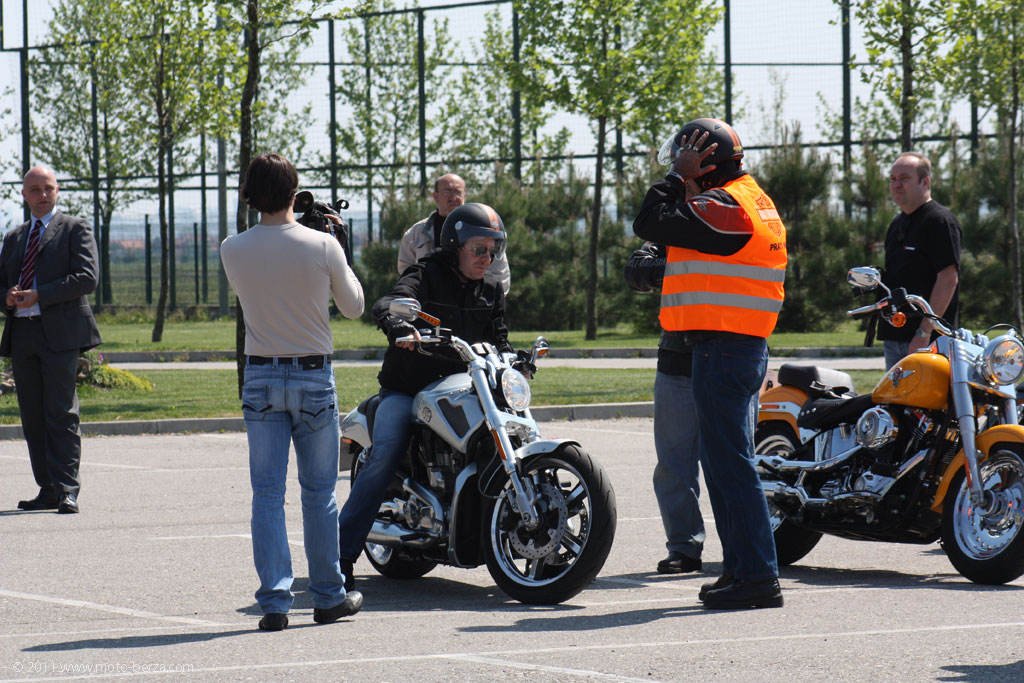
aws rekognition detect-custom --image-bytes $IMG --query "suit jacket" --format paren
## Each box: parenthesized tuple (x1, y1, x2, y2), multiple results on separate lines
(0, 212, 102, 355)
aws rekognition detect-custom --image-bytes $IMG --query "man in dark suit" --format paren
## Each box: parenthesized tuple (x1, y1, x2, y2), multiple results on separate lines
(0, 166, 102, 514)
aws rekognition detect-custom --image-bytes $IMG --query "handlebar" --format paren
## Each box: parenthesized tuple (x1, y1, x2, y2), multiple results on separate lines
(846, 291, 953, 337)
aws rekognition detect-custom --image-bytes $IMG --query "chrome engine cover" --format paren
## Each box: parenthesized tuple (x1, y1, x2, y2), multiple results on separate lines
(855, 407, 899, 449)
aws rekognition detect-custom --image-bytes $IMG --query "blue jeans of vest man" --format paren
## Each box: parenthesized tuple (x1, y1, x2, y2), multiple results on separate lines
(242, 360, 347, 615)
(692, 337, 779, 581)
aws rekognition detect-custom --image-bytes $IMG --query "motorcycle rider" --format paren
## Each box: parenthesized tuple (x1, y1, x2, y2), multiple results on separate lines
(338, 202, 514, 591)
(633, 118, 787, 609)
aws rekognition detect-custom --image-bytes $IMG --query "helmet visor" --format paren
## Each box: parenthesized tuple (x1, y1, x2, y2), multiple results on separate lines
(657, 132, 681, 166)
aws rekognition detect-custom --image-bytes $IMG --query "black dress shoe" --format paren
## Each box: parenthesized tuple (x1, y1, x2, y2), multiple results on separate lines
(702, 578, 783, 610)
(258, 613, 288, 631)
(313, 591, 363, 624)
(340, 558, 355, 593)
(698, 574, 736, 602)
(657, 552, 702, 574)
(18, 490, 59, 511)
(57, 493, 79, 514)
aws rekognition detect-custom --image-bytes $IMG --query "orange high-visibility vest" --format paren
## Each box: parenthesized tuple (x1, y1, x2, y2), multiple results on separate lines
(659, 174, 787, 337)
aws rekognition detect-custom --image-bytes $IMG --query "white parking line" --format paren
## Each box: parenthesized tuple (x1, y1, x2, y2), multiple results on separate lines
(447, 654, 661, 682)
(149, 533, 303, 547)
(6, 622, 1024, 682)
(0, 589, 224, 627)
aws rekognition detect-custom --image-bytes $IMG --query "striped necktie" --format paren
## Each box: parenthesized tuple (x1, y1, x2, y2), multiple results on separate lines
(18, 220, 43, 291)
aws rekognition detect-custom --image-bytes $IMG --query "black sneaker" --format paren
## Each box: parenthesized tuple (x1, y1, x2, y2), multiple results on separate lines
(656, 552, 702, 574)
(258, 613, 288, 631)
(698, 574, 735, 602)
(313, 591, 363, 624)
(702, 578, 783, 610)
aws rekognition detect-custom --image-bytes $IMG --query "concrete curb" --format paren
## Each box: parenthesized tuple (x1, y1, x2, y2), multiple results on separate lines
(98, 346, 877, 363)
(0, 403, 655, 440)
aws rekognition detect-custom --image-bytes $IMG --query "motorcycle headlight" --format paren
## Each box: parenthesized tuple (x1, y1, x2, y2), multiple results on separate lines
(978, 335, 1024, 386)
(499, 368, 531, 412)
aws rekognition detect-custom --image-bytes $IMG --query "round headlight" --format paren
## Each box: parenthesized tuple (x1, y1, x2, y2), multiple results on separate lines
(980, 335, 1024, 386)
(499, 368, 531, 412)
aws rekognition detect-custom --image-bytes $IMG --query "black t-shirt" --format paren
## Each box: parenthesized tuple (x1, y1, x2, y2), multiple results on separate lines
(878, 200, 962, 342)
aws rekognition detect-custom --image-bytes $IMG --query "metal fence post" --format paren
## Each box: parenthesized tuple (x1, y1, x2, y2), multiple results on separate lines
(417, 8, 427, 198)
(364, 16, 373, 242)
(193, 221, 199, 306)
(201, 133, 208, 303)
(842, 0, 852, 219)
(145, 214, 152, 305)
(329, 19, 339, 205)
(90, 46, 104, 308)
(168, 144, 176, 310)
(20, 0, 30, 223)
(723, 0, 732, 125)
(512, 5, 522, 182)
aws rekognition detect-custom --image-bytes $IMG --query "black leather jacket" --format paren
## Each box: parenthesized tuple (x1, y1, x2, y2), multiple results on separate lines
(374, 251, 512, 395)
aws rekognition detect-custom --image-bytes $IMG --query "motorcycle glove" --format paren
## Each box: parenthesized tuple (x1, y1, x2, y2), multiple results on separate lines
(382, 316, 418, 345)
(512, 349, 537, 379)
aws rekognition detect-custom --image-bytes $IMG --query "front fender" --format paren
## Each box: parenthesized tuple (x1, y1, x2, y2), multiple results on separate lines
(930, 424, 1024, 512)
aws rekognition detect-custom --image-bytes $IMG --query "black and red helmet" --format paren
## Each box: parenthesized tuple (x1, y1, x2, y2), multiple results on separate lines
(658, 118, 744, 169)
(439, 202, 507, 258)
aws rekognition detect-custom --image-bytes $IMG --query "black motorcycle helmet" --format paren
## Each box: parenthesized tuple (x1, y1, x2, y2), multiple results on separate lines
(439, 203, 507, 259)
(658, 117, 744, 170)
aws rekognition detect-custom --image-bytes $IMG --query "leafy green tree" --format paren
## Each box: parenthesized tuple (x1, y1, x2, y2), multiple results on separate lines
(509, 0, 721, 340)
(29, 0, 155, 308)
(838, 0, 950, 151)
(333, 0, 456, 241)
(93, 0, 235, 342)
(943, 0, 1024, 329)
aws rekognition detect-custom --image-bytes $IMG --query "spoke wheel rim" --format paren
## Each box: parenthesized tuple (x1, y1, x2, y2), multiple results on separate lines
(952, 451, 1024, 561)
(490, 460, 591, 587)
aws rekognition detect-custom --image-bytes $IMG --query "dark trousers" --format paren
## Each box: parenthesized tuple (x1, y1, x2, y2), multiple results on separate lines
(10, 317, 82, 497)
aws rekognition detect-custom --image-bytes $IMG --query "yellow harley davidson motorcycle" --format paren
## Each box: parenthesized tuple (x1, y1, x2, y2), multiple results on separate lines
(755, 267, 1024, 584)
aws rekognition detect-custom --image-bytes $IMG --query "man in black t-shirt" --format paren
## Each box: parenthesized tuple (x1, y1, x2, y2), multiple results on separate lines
(879, 152, 962, 369)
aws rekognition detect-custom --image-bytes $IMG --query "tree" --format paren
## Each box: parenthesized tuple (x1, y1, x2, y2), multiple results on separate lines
(944, 0, 1024, 330)
(509, 0, 722, 339)
(217, 0, 345, 395)
(28, 0, 155, 308)
(841, 0, 950, 151)
(333, 0, 456, 242)
(96, 0, 235, 341)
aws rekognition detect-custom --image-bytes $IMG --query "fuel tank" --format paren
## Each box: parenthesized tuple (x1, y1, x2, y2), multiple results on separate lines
(871, 352, 949, 411)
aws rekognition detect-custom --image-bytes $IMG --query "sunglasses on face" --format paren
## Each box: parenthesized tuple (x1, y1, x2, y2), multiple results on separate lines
(466, 244, 496, 260)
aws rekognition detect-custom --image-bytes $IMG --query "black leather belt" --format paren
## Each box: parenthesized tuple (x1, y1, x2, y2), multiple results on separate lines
(15, 315, 41, 321)
(247, 355, 328, 370)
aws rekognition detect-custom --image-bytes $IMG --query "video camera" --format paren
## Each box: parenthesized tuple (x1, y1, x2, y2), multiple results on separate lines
(294, 190, 353, 265)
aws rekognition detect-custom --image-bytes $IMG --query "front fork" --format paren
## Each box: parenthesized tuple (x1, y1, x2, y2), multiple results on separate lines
(470, 364, 541, 528)
(951, 342, 991, 510)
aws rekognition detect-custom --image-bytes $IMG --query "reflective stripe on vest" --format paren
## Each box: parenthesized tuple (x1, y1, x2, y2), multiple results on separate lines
(659, 175, 787, 337)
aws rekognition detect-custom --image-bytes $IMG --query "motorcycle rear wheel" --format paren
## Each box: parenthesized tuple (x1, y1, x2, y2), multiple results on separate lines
(755, 422, 823, 566)
(350, 447, 438, 581)
(942, 446, 1024, 585)
(483, 445, 616, 605)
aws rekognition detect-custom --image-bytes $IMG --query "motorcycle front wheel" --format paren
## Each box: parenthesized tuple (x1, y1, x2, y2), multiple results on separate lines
(942, 446, 1024, 584)
(483, 445, 616, 605)
(755, 422, 823, 566)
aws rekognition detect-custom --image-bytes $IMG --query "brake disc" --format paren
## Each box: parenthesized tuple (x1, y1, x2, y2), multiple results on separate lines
(508, 482, 568, 559)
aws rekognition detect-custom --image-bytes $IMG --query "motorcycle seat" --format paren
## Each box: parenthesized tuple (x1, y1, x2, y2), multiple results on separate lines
(797, 392, 874, 431)
(778, 364, 855, 396)
(358, 393, 383, 438)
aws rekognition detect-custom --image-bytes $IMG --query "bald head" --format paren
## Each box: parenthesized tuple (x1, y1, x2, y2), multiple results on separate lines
(22, 166, 59, 218)
(432, 174, 466, 218)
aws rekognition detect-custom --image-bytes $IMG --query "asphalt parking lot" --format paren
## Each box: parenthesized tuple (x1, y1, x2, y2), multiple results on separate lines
(2, 418, 1024, 682)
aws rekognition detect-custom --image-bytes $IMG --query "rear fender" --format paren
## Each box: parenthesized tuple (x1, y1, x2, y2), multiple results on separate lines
(930, 425, 1024, 512)
(758, 385, 807, 437)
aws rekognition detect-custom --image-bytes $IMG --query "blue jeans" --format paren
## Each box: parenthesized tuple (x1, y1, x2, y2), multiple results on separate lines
(242, 360, 346, 615)
(883, 340, 910, 370)
(338, 389, 415, 561)
(692, 338, 778, 581)
(653, 371, 705, 559)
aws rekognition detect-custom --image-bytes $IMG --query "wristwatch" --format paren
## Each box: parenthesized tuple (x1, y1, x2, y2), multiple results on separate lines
(665, 170, 687, 183)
